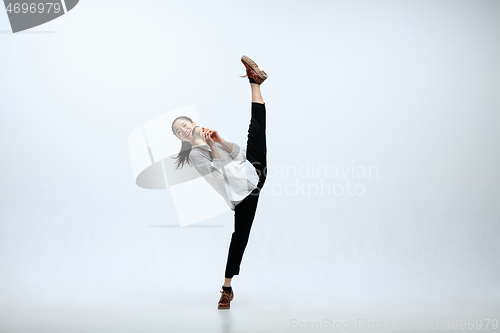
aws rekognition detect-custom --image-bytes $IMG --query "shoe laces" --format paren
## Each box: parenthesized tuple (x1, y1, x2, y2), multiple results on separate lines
(220, 290, 231, 302)
(240, 67, 258, 78)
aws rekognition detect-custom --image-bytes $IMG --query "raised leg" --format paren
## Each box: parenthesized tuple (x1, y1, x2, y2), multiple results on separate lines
(245, 100, 267, 190)
(251, 83, 264, 104)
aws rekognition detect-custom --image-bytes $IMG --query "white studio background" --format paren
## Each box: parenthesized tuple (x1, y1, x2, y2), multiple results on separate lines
(1, 1, 499, 332)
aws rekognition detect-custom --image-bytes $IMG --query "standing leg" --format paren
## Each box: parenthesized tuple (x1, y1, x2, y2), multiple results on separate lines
(224, 189, 260, 279)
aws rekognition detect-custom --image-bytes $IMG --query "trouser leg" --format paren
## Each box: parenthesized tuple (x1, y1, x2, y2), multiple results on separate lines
(245, 102, 267, 190)
(224, 189, 260, 278)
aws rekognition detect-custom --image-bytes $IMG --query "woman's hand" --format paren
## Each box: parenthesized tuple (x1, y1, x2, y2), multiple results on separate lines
(202, 127, 222, 143)
(202, 127, 233, 154)
(202, 128, 215, 146)
(209, 129, 222, 142)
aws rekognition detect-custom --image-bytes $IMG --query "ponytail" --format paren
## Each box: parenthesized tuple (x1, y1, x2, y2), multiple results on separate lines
(172, 140, 193, 170)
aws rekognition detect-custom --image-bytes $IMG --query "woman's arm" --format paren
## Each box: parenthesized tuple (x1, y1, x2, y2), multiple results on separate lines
(218, 138, 233, 154)
(210, 131, 241, 161)
(189, 149, 230, 202)
(190, 148, 224, 178)
(205, 129, 233, 154)
(202, 129, 223, 159)
(209, 142, 222, 159)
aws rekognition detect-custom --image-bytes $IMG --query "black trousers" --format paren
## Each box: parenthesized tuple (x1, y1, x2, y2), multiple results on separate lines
(224, 102, 267, 278)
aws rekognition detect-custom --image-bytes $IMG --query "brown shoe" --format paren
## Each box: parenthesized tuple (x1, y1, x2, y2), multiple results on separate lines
(240, 55, 268, 85)
(217, 289, 234, 309)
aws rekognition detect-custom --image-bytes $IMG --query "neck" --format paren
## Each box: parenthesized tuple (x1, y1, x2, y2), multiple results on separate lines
(191, 138, 207, 146)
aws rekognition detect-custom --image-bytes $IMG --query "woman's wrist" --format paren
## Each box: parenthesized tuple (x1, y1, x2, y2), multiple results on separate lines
(219, 141, 233, 154)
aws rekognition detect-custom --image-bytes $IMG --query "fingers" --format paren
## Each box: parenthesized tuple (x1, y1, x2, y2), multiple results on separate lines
(210, 130, 220, 142)
(200, 127, 217, 143)
(203, 129, 213, 143)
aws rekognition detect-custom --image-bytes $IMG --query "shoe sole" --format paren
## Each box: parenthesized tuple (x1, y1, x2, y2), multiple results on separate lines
(241, 55, 268, 83)
(217, 292, 234, 310)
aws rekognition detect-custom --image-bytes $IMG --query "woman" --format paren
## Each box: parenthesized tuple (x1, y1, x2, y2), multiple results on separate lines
(171, 55, 268, 310)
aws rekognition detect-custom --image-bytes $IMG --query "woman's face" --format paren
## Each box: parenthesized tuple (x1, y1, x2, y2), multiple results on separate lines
(173, 118, 197, 142)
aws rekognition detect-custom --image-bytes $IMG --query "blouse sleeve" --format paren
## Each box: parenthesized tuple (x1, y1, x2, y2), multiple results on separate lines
(228, 143, 241, 160)
(189, 149, 230, 200)
(190, 149, 225, 178)
(209, 142, 241, 170)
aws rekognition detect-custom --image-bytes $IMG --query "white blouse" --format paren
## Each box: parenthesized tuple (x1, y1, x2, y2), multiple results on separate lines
(190, 142, 260, 210)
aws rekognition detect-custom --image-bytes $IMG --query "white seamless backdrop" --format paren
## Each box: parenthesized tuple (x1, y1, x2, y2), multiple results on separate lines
(0, 0, 499, 332)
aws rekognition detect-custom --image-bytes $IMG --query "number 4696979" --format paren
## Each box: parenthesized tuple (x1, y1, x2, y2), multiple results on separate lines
(5, 3, 62, 14)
